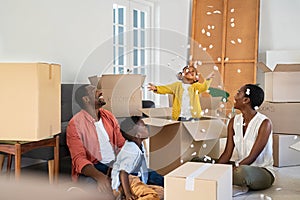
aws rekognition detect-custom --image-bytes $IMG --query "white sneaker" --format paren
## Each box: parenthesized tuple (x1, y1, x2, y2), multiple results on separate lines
(232, 185, 249, 197)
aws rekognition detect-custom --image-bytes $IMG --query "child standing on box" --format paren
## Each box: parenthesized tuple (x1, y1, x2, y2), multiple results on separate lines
(148, 65, 214, 121)
(111, 116, 163, 200)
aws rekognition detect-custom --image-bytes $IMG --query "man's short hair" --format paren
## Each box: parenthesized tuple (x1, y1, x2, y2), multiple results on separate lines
(74, 84, 89, 109)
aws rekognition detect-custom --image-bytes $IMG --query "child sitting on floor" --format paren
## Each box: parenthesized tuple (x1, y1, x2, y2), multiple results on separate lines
(111, 116, 163, 200)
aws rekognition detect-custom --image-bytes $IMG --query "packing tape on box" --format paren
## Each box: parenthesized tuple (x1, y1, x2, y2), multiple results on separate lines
(185, 163, 212, 191)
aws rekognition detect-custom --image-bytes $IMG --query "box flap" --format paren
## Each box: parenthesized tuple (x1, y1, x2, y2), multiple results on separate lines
(140, 107, 172, 118)
(290, 141, 300, 152)
(274, 64, 300, 72)
(183, 119, 226, 141)
(99, 74, 145, 89)
(143, 117, 179, 127)
(257, 62, 272, 72)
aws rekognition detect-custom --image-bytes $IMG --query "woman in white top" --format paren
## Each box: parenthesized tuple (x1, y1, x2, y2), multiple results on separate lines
(218, 84, 275, 191)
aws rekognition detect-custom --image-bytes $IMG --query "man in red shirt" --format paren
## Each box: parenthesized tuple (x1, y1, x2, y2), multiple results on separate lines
(67, 84, 125, 194)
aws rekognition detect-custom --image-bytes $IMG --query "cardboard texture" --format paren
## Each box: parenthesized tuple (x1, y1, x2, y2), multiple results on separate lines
(142, 117, 227, 175)
(259, 101, 300, 135)
(90, 74, 145, 117)
(0, 63, 61, 141)
(165, 162, 232, 200)
(258, 62, 300, 102)
(273, 133, 300, 167)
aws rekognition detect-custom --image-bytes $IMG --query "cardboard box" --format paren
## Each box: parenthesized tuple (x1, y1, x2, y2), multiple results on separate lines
(273, 133, 300, 167)
(257, 62, 300, 102)
(90, 74, 145, 117)
(259, 101, 300, 135)
(142, 116, 227, 175)
(0, 63, 61, 141)
(165, 162, 232, 200)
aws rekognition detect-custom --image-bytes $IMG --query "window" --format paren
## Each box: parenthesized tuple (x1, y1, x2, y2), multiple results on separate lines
(113, 0, 153, 98)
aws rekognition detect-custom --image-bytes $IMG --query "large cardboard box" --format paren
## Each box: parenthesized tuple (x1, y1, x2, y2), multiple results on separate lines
(142, 116, 227, 175)
(257, 62, 300, 102)
(259, 101, 300, 135)
(165, 162, 232, 200)
(273, 133, 300, 167)
(90, 74, 145, 117)
(0, 63, 61, 141)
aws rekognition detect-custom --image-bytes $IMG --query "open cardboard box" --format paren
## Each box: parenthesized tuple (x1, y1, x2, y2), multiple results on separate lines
(141, 110, 227, 175)
(165, 162, 232, 200)
(89, 74, 145, 117)
(257, 62, 300, 102)
(0, 63, 61, 141)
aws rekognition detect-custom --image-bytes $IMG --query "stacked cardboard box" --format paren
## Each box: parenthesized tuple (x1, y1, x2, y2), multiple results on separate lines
(0, 63, 61, 141)
(258, 57, 300, 167)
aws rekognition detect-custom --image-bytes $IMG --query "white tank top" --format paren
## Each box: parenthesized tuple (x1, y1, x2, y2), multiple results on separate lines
(233, 112, 274, 177)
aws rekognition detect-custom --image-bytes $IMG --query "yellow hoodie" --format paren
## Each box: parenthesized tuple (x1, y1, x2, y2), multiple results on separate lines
(156, 79, 211, 120)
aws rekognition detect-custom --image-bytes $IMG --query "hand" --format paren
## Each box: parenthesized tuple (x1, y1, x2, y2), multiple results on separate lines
(125, 192, 137, 200)
(96, 175, 113, 194)
(206, 71, 215, 80)
(147, 83, 157, 91)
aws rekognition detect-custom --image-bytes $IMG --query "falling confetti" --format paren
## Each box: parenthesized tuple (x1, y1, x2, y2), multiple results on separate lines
(203, 47, 207, 51)
(204, 108, 209, 113)
(198, 44, 202, 48)
(213, 10, 221, 14)
(237, 38, 242, 43)
(202, 28, 206, 34)
(217, 57, 221, 62)
(231, 23, 235, 28)
(246, 88, 250, 95)
(191, 152, 197, 156)
(197, 60, 202, 65)
(213, 65, 219, 71)
(230, 18, 235, 22)
(201, 129, 206, 133)
(225, 57, 229, 61)
(202, 143, 207, 148)
(190, 144, 194, 148)
(209, 44, 214, 49)
(220, 104, 225, 108)
(211, 25, 215, 29)
(208, 25, 211, 29)
(230, 8, 235, 13)
(206, 12, 212, 15)
(180, 159, 184, 163)
(237, 69, 241, 73)
(254, 106, 259, 110)
(294, 136, 298, 140)
(231, 40, 236, 44)
(206, 32, 211, 37)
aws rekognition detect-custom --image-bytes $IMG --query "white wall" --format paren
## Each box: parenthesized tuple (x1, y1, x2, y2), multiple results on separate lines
(1, 0, 300, 85)
(0, 0, 113, 83)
